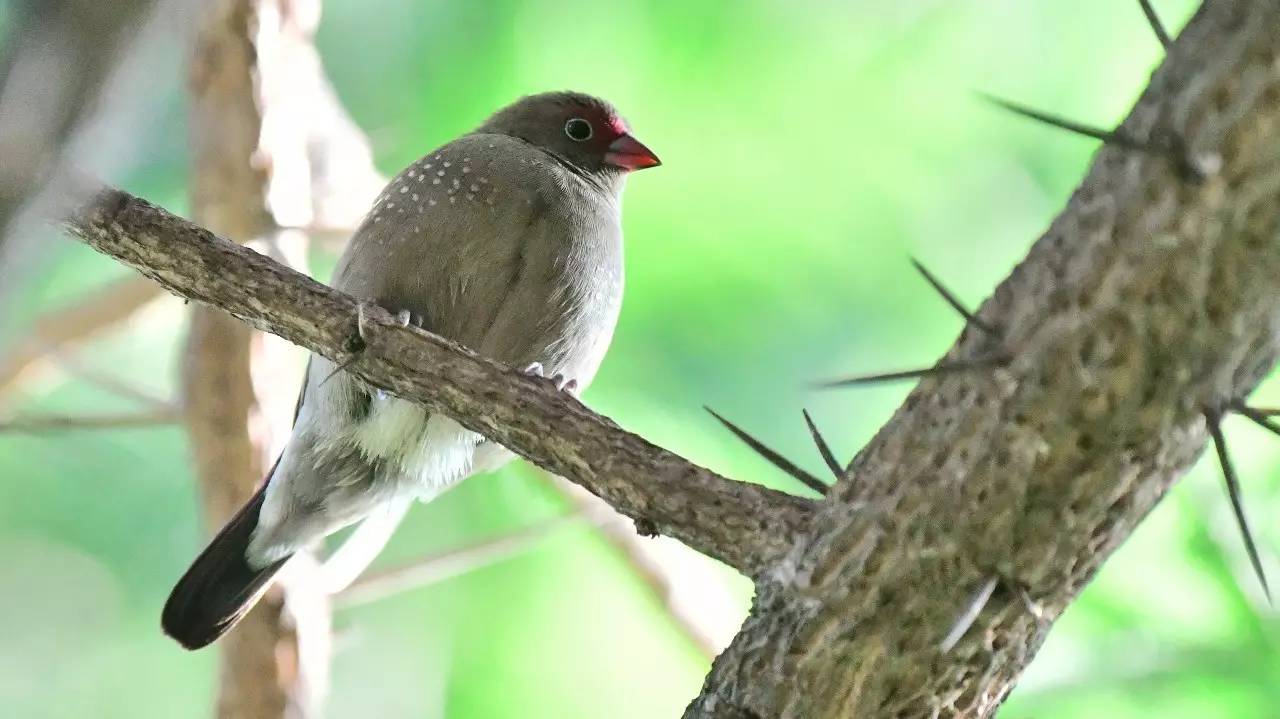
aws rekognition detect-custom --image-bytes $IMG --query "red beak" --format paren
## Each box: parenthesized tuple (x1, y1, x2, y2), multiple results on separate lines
(605, 133, 661, 171)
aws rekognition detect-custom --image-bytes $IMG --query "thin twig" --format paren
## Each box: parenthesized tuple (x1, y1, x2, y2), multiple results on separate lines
(910, 258, 996, 335)
(1138, 0, 1173, 49)
(1205, 409, 1272, 603)
(0, 277, 163, 395)
(801, 409, 843, 478)
(48, 350, 175, 411)
(0, 408, 180, 433)
(545, 473, 732, 661)
(706, 407, 828, 495)
(335, 510, 586, 608)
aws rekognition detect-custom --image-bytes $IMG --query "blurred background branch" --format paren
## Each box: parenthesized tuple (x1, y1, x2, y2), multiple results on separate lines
(183, 0, 326, 715)
(0, 0, 158, 240)
(178, 0, 386, 714)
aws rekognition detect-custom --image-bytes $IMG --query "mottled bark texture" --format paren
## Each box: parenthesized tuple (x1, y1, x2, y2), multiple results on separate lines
(687, 0, 1280, 716)
(62, 0, 1280, 715)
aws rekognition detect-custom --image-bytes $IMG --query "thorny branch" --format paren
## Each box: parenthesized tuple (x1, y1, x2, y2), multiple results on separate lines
(687, 0, 1280, 716)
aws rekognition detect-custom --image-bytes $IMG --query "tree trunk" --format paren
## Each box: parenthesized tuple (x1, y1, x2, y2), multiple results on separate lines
(184, 1, 327, 716)
(686, 1, 1280, 715)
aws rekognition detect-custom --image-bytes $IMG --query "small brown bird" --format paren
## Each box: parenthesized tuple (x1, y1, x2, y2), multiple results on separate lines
(162, 91, 660, 649)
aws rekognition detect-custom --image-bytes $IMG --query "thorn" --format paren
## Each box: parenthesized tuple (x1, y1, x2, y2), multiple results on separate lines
(801, 409, 844, 478)
(319, 355, 360, 388)
(705, 406, 828, 495)
(1231, 401, 1280, 438)
(322, 304, 373, 388)
(815, 353, 1008, 389)
(940, 576, 999, 652)
(910, 258, 996, 335)
(345, 303, 372, 353)
(1137, 0, 1172, 50)
(981, 92, 1120, 143)
(1018, 587, 1048, 623)
(979, 93, 1207, 181)
(1205, 409, 1272, 603)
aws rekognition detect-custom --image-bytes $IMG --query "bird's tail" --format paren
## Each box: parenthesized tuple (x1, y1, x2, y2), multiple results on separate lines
(161, 470, 291, 650)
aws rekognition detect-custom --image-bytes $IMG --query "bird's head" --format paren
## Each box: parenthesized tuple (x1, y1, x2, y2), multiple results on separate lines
(476, 91, 660, 181)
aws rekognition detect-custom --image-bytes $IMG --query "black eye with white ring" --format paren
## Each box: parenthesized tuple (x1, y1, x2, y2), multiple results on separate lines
(564, 117, 593, 142)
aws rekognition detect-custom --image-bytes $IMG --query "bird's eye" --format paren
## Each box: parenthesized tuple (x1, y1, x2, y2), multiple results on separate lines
(564, 118, 593, 142)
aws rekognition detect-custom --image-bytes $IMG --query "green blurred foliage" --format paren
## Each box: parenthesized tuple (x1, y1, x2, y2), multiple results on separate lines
(4, 0, 1280, 717)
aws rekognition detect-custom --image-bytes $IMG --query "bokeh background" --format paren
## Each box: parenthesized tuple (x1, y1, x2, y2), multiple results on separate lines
(4, 0, 1280, 717)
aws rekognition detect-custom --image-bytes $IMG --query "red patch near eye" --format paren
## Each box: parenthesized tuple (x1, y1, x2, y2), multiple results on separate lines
(608, 115, 630, 137)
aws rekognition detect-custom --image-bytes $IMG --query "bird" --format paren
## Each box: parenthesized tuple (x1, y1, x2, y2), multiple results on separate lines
(161, 91, 660, 649)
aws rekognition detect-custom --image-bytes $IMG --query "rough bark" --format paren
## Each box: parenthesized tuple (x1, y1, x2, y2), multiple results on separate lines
(686, 1, 1280, 716)
(64, 188, 817, 576)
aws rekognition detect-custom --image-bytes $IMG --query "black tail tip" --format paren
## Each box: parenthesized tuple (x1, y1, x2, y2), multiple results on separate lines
(161, 596, 235, 651)
(160, 478, 289, 651)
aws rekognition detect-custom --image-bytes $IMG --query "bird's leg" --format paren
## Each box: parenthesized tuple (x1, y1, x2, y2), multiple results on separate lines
(325, 304, 428, 393)
(522, 362, 578, 393)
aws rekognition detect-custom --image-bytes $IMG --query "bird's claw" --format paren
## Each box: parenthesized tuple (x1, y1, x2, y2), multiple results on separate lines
(330, 304, 423, 392)
(522, 362, 578, 392)
(392, 309, 426, 329)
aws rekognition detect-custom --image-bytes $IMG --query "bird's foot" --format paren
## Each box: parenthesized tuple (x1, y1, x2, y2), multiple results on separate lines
(373, 310, 426, 398)
(328, 304, 426, 393)
(522, 362, 578, 393)
(391, 308, 427, 329)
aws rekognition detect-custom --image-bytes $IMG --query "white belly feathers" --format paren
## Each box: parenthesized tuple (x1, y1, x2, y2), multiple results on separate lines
(350, 397, 483, 497)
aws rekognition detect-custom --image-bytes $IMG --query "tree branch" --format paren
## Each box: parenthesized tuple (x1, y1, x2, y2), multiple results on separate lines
(687, 0, 1280, 715)
(334, 509, 587, 609)
(0, 408, 178, 433)
(184, 1, 330, 716)
(63, 189, 816, 577)
(548, 474, 740, 660)
(0, 276, 162, 395)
